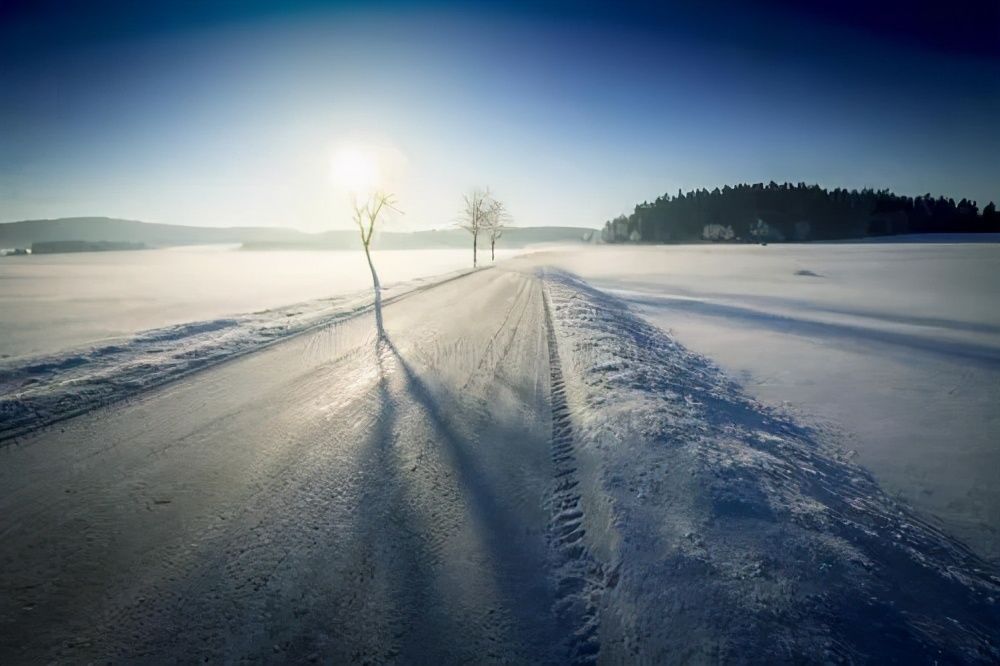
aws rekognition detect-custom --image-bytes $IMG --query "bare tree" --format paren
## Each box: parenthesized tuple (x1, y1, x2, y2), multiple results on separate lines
(459, 188, 491, 268)
(351, 191, 399, 336)
(484, 198, 510, 262)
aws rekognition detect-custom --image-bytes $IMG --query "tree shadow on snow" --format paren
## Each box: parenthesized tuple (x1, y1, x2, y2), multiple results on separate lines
(363, 332, 561, 662)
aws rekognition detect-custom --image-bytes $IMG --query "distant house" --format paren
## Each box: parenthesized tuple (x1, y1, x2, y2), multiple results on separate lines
(749, 219, 785, 243)
(702, 224, 735, 241)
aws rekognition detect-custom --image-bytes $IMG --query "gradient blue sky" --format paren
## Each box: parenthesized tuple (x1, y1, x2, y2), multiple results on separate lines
(1, 0, 998, 230)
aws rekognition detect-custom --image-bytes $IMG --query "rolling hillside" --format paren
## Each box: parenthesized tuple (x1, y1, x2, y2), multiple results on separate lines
(0, 217, 596, 250)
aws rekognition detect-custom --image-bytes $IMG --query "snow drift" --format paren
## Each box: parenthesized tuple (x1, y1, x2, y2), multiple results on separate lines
(540, 268, 999, 662)
(0, 270, 473, 441)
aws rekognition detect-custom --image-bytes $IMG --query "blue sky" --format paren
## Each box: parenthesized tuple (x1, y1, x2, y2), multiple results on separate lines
(1, 1, 997, 230)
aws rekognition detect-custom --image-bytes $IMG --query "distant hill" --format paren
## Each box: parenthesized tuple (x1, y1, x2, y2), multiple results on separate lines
(31, 240, 148, 254)
(243, 226, 597, 250)
(0, 217, 308, 248)
(0, 217, 596, 251)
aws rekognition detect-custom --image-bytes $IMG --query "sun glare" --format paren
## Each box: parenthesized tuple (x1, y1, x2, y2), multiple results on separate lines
(331, 146, 381, 195)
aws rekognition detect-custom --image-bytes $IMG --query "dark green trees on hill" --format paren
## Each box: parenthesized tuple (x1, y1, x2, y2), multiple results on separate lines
(601, 182, 1000, 243)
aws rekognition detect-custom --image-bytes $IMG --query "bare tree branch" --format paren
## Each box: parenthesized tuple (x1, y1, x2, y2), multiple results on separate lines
(350, 190, 401, 337)
(458, 188, 491, 267)
(484, 197, 510, 262)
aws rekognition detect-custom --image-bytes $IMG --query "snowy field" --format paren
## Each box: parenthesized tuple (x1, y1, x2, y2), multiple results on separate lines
(0, 246, 538, 439)
(0, 245, 521, 360)
(539, 243, 1000, 562)
(1, 242, 998, 662)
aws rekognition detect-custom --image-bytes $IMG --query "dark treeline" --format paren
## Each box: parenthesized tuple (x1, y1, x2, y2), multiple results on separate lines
(601, 182, 1000, 243)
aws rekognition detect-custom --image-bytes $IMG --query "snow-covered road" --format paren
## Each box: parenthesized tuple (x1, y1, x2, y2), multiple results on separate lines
(1, 268, 567, 662)
(1, 263, 997, 663)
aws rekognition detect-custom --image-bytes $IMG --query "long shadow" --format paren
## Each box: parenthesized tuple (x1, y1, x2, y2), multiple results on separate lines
(603, 279, 1000, 337)
(96, 336, 463, 663)
(377, 332, 560, 662)
(330, 335, 467, 662)
(619, 291, 1000, 367)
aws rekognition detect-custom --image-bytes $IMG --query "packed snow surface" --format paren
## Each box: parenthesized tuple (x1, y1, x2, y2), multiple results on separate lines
(539, 266, 997, 662)
(1, 246, 998, 662)
(539, 243, 1000, 562)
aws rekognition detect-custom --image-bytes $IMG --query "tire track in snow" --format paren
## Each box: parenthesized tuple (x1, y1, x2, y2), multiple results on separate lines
(542, 284, 606, 664)
(461, 275, 538, 395)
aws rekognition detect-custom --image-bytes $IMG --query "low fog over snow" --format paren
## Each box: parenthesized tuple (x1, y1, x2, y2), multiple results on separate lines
(0, 246, 523, 360)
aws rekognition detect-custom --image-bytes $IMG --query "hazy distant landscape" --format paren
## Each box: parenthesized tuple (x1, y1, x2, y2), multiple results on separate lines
(0, 216, 595, 253)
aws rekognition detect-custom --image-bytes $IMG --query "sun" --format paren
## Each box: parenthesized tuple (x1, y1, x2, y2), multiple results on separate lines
(330, 146, 381, 195)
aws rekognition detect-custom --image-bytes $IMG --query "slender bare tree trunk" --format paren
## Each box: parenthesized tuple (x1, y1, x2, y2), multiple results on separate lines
(363, 242, 384, 336)
(473, 233, 478, 268)
(491, 239, 495, 261)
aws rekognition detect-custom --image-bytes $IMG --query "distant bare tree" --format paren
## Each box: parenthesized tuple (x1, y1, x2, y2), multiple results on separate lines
(459, 188, 491, 268)
(351, 191, 400, 336)
(484, 198, 510, 262)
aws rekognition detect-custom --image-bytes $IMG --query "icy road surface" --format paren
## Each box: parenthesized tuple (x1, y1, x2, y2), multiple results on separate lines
(1, 264, 998, 663)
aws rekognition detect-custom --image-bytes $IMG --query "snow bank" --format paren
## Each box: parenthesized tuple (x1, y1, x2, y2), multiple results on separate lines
(0, 270, 472, 441)
(540, 268, 999, 662)
(531, 244, 1000, 562)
